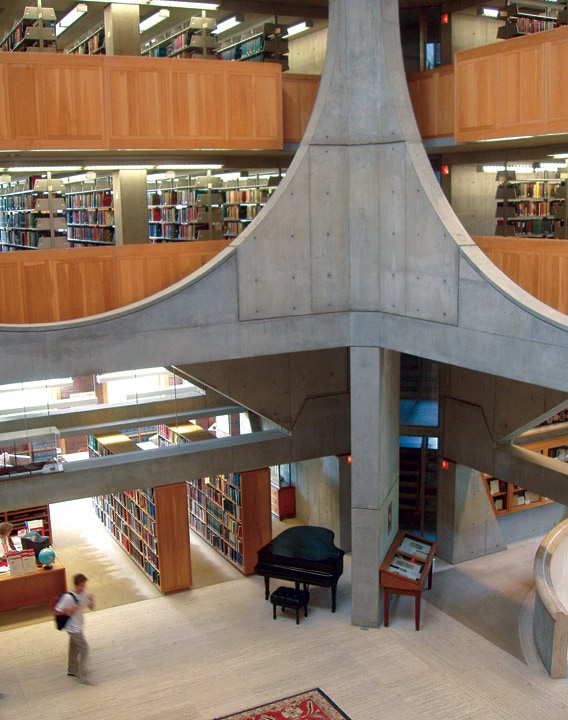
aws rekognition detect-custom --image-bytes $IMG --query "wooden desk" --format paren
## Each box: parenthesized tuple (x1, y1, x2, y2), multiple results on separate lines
(379, 530, 436, 631)
(0, 559, 67, 612)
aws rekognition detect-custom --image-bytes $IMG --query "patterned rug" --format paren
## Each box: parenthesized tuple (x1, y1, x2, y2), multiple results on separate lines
(214, 688, 351, 720)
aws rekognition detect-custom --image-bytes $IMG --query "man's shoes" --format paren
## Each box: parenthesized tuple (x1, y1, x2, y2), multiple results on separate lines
(68, 673, 95, 685)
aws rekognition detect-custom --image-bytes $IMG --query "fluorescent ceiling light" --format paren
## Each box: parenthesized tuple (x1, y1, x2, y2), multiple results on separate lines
(8, 166, 83, 172)
(55, 3, 87, 36)
(212, 15, 244, 35)
(478, 7, 500, 18)
(84, 0, 217, 6)
(140, 8, 170, 33)
(149, 1, 217, 8)
(155, 164, 223, 170)
(84, 165, 154, 171)
(285, 20, 313, 37)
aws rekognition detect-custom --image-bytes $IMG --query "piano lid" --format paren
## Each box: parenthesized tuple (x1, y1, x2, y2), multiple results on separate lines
(257, 525, 344, 562)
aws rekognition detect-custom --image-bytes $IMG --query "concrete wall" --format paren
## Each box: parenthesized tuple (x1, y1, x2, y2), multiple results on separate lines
(293, 456, 340, 539)
(449, 165, 496, 237)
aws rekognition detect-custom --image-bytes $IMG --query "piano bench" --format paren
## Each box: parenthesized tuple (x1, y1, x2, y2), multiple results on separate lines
(270, 586, 310, 625)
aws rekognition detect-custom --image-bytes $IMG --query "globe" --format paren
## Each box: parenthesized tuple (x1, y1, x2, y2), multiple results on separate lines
(38, 547, 56, 568)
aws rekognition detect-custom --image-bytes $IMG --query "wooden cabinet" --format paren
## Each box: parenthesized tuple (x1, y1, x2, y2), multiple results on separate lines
(93, 483, 191, 593)
(380, 530, 436, 630)
(187, 468, 271, 575)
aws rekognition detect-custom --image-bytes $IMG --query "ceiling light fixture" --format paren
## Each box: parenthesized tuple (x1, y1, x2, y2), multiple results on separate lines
(55, 3, 87, 36)
(212, 15, 244, 35)
(155, 164, 224, 170)
(84, 165, 154, 171)
(8, 166, 83, 173)
(140, 8, 170, 32)
(285, 19, 313, 37)
(83, 0, 217, 6)
(477, 7, 501, 18)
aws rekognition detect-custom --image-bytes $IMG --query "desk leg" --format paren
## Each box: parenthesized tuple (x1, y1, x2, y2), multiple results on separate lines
(415, 593, 421, 631)
(384, 590, 390, 627)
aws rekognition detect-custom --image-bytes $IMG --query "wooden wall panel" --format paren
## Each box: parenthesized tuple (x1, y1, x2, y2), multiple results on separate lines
(0, 64, 10, 142)
(0, 262, 23, 323)
(105, 62, 172, 145)
(455, 55, 497, 136)
(282, 74, 319, 143)
(545, 35, 568, 130)
(455, 25, 568, 142)
(407, 66, 454, 139)
(0, 53, 282, 151)
(474, 236, 568, 315)
(20, 260, 58, 323)
(5, 62, 40, 144)
(171, 65, 227, 143)
(497, 46, 544, 132)
(0, 241, 231, 324)
(40, 62, 106, 144)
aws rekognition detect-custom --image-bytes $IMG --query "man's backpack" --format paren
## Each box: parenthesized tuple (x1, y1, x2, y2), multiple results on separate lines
(51, 591, 78, 630)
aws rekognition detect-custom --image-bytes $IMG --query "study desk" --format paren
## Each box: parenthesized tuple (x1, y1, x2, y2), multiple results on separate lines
(0, 559, 67, 612)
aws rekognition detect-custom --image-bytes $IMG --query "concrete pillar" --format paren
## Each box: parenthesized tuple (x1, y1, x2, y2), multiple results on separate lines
(104, 4, 140, 56)
(350, 347, 400, 627)
(113, 170, 148, 245)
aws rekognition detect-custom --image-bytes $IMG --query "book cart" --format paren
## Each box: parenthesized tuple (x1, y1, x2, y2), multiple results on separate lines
(379, 530, 436, 630)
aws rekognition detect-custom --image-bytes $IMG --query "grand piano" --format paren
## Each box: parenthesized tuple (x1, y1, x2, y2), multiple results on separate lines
(254, 525, 345, 612)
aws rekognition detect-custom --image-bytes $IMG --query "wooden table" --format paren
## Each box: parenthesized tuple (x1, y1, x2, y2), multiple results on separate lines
(379, 530, 436, 631)
(0, 559, 67, 612)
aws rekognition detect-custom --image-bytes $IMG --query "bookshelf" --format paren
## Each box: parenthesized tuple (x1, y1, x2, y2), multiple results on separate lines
(93, 483, 191, 593)
(65, 176, 114, 247)
(187, 468, 271, 575)
(64, 21, 105, 55)
(497, 2, 565, 39)
(34, 176, 67, 249)
(494, 174, 564, 238)
(1, 505, 52, 542)
(0, 175, 67, 251)
(0, 4, 57, 52)
(157, 422, 216, 445)
(88, 431, 142, 457)
(216, 22, 289, 69)
(141, 13, 217, 58)
(482, 472, 553, 514)
(147, 174, 277, 242)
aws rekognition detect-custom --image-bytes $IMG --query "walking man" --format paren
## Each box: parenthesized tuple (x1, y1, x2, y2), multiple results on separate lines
(55, 572, 95, 684)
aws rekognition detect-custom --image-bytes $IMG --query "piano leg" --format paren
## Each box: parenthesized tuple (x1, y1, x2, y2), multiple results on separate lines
(264, 577, 270, 600)
(331, 582, 337, 612)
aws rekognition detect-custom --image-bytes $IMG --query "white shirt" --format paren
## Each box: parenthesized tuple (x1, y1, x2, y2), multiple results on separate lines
(54, 589, 91, 633)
